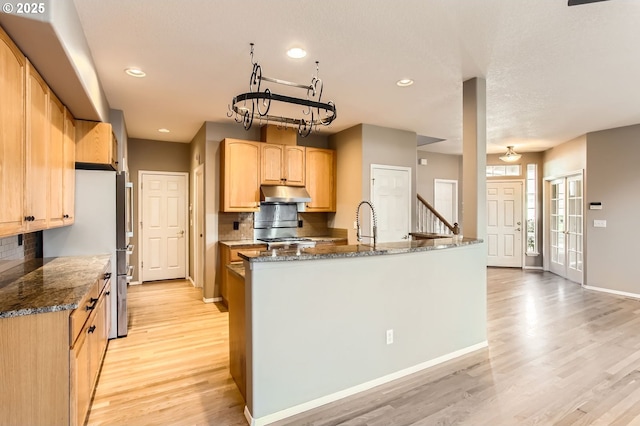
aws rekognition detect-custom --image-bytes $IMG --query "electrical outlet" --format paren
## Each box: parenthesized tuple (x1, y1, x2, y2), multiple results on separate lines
(233, 221, 239, 230)
(386, 329, 394, 345)
(353, 221, 358, 230)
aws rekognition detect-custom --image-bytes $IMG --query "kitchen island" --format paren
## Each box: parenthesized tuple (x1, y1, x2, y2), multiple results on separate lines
(235, 238, 487, 426)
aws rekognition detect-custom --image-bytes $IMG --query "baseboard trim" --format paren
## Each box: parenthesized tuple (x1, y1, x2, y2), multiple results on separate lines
(188, 276, 200, 287)
(244, 340, 488, 426)
(202, 297, 222, 304)
(129, 281, 141, 286)
(583, 285, 640, 299)
(523, 266, 544, 271)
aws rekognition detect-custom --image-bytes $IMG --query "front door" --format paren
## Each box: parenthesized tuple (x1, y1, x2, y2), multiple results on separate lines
(140, 172, 188, 282)
(548, 174, 583, 283)
(371, 165, 411, 243)
(487, 181, 523, 267)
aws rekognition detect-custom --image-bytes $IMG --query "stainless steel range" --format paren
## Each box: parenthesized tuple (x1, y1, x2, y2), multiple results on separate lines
(254, 199, 316, 250)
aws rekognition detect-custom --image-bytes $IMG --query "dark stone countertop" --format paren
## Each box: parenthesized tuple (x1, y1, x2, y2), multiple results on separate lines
(239, 238, 483, 263)
(219, 236, 347, 247)
(0, 255, 111, 319)
(227, 263, 245, 279)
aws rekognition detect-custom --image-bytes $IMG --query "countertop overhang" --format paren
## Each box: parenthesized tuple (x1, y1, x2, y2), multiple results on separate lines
(0, 255, 111, 318)
(239, 238, 483, 263)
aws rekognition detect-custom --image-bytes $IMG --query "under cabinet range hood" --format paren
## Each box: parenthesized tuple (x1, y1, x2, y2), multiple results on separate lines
(260, 185, 311, 203)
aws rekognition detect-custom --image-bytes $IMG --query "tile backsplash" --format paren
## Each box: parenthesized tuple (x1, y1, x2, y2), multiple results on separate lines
(0, 236, 24, 260)
(218, 211, 331, 241)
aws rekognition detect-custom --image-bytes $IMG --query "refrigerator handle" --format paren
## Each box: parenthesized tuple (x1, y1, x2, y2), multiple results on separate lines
(126, 181, 134, 238)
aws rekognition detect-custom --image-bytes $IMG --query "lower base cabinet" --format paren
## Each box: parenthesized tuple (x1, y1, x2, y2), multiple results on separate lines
(0, 261, 111, 426)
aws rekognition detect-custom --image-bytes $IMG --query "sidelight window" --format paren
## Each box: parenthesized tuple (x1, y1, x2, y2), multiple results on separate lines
(526, 164, 537, 254)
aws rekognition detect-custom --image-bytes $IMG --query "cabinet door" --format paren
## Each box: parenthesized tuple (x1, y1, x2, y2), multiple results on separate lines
(260, 143, 283, 185)
(71, 328, 91, 426)
(305, 148, 336, 212)
(63, 109, 76, 224)
(25, 62, 49, 231)
(0, 27, 26, 237)
(48, 93, 65, 228)
(284, 145, 305, 186)
(75, 120, 115, 168)
(221, 139, 261, 212)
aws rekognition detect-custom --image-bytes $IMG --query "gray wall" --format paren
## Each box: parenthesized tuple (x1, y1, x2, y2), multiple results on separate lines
(585, 124, 640, 293)
(245, 244, 487, 421)
(128, 138, 191, 282)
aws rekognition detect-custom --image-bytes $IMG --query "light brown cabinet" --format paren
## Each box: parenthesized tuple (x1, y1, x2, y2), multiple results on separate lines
(0, 25, 77, 238)
(70, 262, 111, 426)
(219, 242, 266, 305)
(261, 144, 305, 187)
(305, 147, 336, 212)
(221, 139, 262, 212)
(63, 109, 76, 225)
(0, 26, 26, 236)
(75, 120, 117, 170)
(25, 62, 50, 231)
(49, 92, 65, 228)
(0, 260, 111, 426)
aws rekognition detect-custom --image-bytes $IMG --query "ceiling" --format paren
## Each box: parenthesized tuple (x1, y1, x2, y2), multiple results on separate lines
(71, 0, 640, 154)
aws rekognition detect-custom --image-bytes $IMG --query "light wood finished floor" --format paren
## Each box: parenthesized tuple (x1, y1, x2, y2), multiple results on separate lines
(86, 280, 246, 426)
(89, 269, 640, 425)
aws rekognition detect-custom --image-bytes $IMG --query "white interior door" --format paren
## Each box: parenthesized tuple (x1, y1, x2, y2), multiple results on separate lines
(487, 181, 523, 267)
(434, 179, 458, 224)
(371, 165, 411, 243)
(548, 174, 583, 283)
(140, 172, 188, 282)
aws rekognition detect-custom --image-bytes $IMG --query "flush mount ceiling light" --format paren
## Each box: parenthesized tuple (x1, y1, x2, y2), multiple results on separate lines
(499, 146, 522, 162)
(228, 43, 337, 137)
(125, 67, 146, 78)
(158, 128, 170, 133)
(286, 47, 307, 59)
(396, 79, 414, 87)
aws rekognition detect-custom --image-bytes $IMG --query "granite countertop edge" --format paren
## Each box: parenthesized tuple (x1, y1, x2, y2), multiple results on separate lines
(241, 238, 483, 263)
(0, 255, 111, 319)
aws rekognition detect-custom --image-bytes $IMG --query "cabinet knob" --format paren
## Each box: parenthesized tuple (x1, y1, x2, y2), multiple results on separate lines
(105, 291, 110, 295)
(88, 325, 96, 334)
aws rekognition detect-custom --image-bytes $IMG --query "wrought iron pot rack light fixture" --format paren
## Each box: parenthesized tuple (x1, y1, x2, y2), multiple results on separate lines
(227, 43, 337, 137)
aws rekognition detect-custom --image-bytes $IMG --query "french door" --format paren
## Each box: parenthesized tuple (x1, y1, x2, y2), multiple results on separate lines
(548, 174, 583, 283)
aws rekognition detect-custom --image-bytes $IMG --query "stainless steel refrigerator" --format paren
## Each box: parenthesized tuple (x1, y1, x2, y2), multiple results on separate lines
(43, 169, 134, 338)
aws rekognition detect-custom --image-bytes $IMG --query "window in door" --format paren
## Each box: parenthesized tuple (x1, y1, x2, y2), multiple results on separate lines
(526, 164, 537, 255)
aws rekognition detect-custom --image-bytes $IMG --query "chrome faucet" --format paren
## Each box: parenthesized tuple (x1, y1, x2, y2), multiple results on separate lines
(356, 200, 378, 247)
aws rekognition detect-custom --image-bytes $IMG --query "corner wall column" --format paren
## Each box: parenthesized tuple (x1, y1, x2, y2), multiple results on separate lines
(462, 78, 487, 240)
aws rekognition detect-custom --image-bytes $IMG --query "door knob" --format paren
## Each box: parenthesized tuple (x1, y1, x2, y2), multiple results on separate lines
(177, 230, 185, 236)
(516, 228, 521, 232)
(517, 221, 521, 225)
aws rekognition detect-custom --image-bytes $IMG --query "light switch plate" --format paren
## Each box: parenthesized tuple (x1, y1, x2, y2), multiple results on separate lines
(594, 219, 607, 228)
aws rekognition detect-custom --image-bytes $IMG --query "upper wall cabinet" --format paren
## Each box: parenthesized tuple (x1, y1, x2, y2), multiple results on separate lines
(260, 144, 306, 187)
(221, 139, 261, 212)
(25, 62, 50, 232)
(0, 27, 26, 236)
(0, 25, 78, 238)
(305, 147, 336, 212)
(48, 92, 65, 229)
(63, 109, 76, 225)
(76, 120, 117, 170)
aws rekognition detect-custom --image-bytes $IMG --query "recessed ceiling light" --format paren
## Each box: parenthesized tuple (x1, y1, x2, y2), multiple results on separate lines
(397, 79, 414, 87)
(125, 68, 146, 78)
(158, 128, 170, 133)
(287, 47, 307, 59)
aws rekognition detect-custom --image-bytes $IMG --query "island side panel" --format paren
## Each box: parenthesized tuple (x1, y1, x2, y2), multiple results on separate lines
(245, 243, 487, 420)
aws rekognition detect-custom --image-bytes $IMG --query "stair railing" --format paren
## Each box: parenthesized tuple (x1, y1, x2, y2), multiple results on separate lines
(416, 194, 460, 235)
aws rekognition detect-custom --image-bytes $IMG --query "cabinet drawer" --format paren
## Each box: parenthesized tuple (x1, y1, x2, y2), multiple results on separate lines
(70, 280, 100, 346)
(229, 245, 267, 262)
